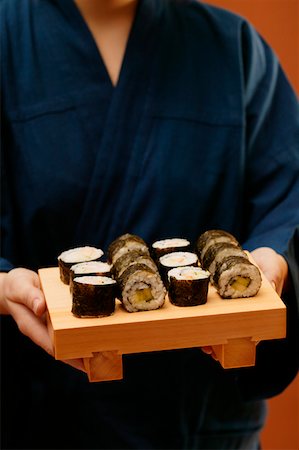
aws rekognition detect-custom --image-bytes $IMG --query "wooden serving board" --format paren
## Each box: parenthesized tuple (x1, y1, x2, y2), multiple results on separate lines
(39, 266, 286, 382)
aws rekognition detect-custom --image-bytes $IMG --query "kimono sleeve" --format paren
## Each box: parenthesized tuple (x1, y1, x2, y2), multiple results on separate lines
(241, 23, 299, 255)
(0, 257, 15, 273)
(236, 23, 299, 399)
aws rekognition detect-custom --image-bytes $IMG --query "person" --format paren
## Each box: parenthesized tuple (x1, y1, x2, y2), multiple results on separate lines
(1, 0, 298, 448)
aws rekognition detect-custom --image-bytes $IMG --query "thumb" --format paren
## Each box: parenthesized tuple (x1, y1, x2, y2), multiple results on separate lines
(6, 268, 46, 316)
(262, 269, 277, 291)
(250, 247, 287, 296)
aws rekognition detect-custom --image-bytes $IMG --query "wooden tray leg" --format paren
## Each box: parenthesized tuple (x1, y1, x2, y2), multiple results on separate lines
(212, 337, 257, 369)
(83, 351, 123, 382)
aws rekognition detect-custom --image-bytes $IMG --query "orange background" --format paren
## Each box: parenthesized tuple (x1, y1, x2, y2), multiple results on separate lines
(205, 0, 299, 93)
(203, 1, 299, 449)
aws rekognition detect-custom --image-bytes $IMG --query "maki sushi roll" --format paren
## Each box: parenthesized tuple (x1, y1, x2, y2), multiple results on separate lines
(58, 246, 104, 285)
(196, 229, 262, 298)
(151, 238, 191, 261)
(112, 250, 158, 279)
(159, 251, 199, 288)
(202, 242, 248, 276)
(71, 276, 117, 317)
(168, 266, 210, 307)
(69, 261, 112, 290)
(70, 261, 112, 279)
(213, 256, 262, 299)
(196, 230, 240, 265)
(108, 233, 149, 265)
(109, 236, 165, 311)
(118, 263, 166, 312)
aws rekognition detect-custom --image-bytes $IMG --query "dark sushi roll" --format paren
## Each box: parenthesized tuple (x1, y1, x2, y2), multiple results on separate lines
(118, 263, 166, 312)
(107, 233, 149, 265)
(158, 251, 199, 288)
(202, 242, 247, 276)
(196, 230, 239, 265)
(151, 238, 191, 261)
(69, 261, 112, 290)
(70, 261, 112, 278)
(58, 246, 104, 285)
(168, 266, 210, 307)
(71, 276, 117, 317)
(112, 250, 158, 279)
(213, 256, 262, 299)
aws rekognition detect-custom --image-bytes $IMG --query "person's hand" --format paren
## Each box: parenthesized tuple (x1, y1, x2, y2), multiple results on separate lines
(250, 246, 289, 296)
(201, 246, 289, 360)
(0, 268, 85, 372)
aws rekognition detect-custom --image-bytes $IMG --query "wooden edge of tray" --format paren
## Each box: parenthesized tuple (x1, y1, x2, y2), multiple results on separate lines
(39, 262, 286, 382)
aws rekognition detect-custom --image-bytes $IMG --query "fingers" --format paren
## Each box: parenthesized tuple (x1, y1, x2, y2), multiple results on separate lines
(250, 247, 288, 296)
(261, 266, 283, 295)
(200, 346, 218, 361)
(8, 286, 86, 372)
(201, 346, 213, 355)
(8, 300, 54, 356)
(5, 268, 46, 317)
(3, 268, 87, 374)
(271, 281, 277, 292)
(61, 358, 87, 373)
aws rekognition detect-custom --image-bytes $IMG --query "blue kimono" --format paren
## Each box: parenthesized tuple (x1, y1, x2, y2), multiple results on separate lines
(1, 0, 298, 448)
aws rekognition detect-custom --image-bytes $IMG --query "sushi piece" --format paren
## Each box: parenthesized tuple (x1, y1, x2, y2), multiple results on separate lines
(196, 229, 262, 298)
(196, 230, 240, 265)
(159, 251, 199, 288)
(108, 235, 165, 311)
(151, 238, 191, 261)
(58, 246, 104, 285)
(112, 250, 158, 279)
(71, 276, 117, 317)
(118, 263, 166, 312)
(107, 233, 149, 265)
(202, 242, 248, 276)
(213, 256, 262, 299)
(168, 266, 210, 307)
(70, 261, 112, 279)
(69, 261, 112, 290)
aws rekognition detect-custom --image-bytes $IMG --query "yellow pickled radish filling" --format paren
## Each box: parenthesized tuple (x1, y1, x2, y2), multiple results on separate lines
(132, 287, 153, 304)
(230, 276, 251, 292)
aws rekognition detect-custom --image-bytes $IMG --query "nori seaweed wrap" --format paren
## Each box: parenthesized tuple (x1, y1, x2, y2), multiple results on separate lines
(168, 266, 210, 307)
(202, 242, 247, 274)
(158, 251, 199, 288)
(70, 261, 112, 279)
(107, 233, 149, 264)
(151, 238, 191, 261)
(196, 230, 239, 265)
(71, 275, 117, 317)
(112, 250, 158, 279)
(58, 246, 104, 285)
(69, 261, 112, 291)
(196, 230, 261, 298)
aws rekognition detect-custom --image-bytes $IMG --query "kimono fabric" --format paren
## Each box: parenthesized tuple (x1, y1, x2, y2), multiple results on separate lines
(1, 0, 299, 449)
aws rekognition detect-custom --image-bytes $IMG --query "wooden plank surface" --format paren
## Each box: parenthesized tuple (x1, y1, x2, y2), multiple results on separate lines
(39, 266, 286, 364)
